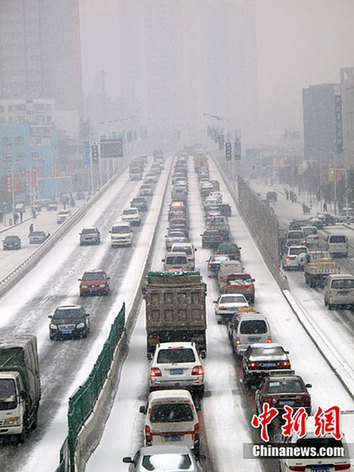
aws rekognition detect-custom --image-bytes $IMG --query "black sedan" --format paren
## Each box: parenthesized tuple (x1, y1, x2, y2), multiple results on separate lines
(242, 343, 291, 387)
(215, 242, 242, 261)
(3, 235, 21, 250)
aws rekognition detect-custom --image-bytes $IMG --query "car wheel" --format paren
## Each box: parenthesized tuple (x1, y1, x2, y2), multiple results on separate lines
(328, 303, 333, 310)
(82, 331, 87, 339)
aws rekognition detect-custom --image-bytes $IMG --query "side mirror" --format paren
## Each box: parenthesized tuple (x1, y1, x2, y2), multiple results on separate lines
(109, 230, 111, 233)
(161, 259, 165, 262)
(305, 383, 312, 388)
(122, 457, 133, 464)
(200, 350, 206, 359)
(139, 405, 146, 414)
(78, 279, 82, 281)
(107, 277, 111, 280)
(48, 315, 53, 319)
(85, 313, 90, 317)
(20, 390, 28, 400)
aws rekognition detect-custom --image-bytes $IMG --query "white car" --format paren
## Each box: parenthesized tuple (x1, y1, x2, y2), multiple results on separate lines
(213, 293, 249, 323)
(282, 245, 308, 270)
(278, 415, 351, 472)
(57, 209, 71, 224)
(149, 342, 205, 397)
(121, 207, 141, 225)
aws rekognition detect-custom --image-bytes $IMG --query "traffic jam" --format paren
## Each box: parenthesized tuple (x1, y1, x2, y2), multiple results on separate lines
(119, 151, 353, 472)
(0, 149, 352, 472)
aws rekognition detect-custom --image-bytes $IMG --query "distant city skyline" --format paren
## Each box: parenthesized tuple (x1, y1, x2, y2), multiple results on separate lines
(80, 0, 354, 144)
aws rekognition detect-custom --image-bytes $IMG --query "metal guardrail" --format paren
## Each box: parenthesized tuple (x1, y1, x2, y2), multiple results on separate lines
(0, 171, 123, 298)
(56, 304, 125, 472)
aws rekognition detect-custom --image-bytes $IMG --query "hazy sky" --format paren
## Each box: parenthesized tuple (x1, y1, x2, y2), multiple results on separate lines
(80, 0, 354, 139)
(255, 0, 354, 136)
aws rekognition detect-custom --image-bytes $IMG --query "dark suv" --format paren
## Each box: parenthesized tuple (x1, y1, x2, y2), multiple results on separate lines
(3, 235, 21, 250)
(79, 227, 100, 245)
(49, 305, 90, 340)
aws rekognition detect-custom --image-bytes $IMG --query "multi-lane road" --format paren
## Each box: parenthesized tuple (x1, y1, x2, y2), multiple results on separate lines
(0, 153, 353, 472)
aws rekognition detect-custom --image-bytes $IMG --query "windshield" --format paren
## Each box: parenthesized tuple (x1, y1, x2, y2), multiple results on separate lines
(166, 256, 188, 265)
(228, 274, 252, 283)
(289, 247, 307, 255)
(287, 231, 303, 239)
(250, 346, 286, 357)
(0, 379, 17, 410)
(329, 235, 346, 243)
(240, 320, 267, 334)
(172, 246, 192, 255)
(123, 209, 137, 215)
(54, 308, 84, 318)
(150, 403, 194, 423)
(220, 295, 245, 304)
(157, 348, 196, 363)
(82, 272, 105, 280)
(142, 453, 192, 470)
(82, 228, 96, 234)
(111, 226, 129, 234)
(331, 279, 354, 289)
(268, 380, 303, 393)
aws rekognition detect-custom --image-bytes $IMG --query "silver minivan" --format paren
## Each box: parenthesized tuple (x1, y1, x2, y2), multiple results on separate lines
(324, 273, 354, 309)
(327, 234, 348, 257)
(228, 312, 272, 356)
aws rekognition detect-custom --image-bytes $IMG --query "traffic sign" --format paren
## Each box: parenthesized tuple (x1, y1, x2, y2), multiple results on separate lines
(225, 141, 232, 160)
(218, 134, 225, 150)
(234, 139, 241, 160)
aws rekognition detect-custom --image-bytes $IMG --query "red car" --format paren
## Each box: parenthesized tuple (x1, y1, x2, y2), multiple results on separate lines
(223, 273, 255, 303)
(255, 372, 312, 416)
(79, 270, 111, 296)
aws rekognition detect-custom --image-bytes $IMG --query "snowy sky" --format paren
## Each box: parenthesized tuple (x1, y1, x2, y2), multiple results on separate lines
(79, 0, 354, 135)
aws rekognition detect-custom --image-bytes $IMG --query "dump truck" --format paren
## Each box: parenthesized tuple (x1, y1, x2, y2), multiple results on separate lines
(142, 272, 207, 357)
(193, 154, 209, 174)
(0, 335, 41, 441)
(304, 250, 340, 288)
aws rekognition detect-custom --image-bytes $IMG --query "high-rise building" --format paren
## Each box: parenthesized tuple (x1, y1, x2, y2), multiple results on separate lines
(303, 83, 342, 162)
(340, 68, 354, 170)
(0, 0, 83, 138)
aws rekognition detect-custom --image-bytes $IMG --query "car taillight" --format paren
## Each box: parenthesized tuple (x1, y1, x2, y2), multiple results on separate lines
(289, 467, 305, 471)
(265, 396, 273, 405)
(248, 362, 259, 368)
(150, 368, 162, 377)
(145, 425, 152, 443)
(335, 465, 351, 470)
(285, 257, 290, 262)
(192, 365, 204, 375)
(194, 423, 200, 439)
(235, 337, 241, 345)
(280, 361, 291, 367)
(267, 337, 272, 343)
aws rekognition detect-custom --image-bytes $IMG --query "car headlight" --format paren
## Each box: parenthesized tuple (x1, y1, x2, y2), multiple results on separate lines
(4, 417, 20, 426)
(76, 323, 85, 329)
(50, 324, 58, 330)
(99, 284, 105, 288)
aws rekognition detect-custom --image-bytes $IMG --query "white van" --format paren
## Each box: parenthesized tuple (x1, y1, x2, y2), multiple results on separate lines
(324, 273, 354, 309)
(140, 390, 200, 452)
(170, 243, 196, 270)
(228, 312, 272, 356)
(218, 260, 244, 291)
(327, 234, 349, 257)
(109, 222, 132, 247)
(162, 252, 189, 272)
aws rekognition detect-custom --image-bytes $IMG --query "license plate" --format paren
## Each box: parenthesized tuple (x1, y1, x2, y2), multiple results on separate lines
(264, 363, 276, 367)
(310, 468, 330, 472)
(164, 434, 182, 442)
(339, 291, 349, 296)
(248, 337, 260, 343)
(62, 330, 72, 335)
(170, 369, 183, 375)
(279, 400, 295, 406)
